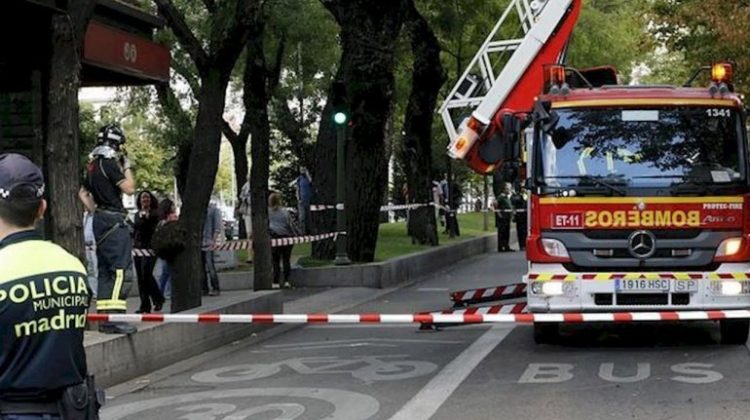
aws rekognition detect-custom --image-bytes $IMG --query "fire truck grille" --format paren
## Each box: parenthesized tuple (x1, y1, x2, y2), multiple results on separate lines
(592, 293, 692, 306)
(615, 294, 668, 305)
(583, 230, 701, 240)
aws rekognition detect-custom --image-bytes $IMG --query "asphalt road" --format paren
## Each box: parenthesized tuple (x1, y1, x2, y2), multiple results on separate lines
(102, 251, 750, 420)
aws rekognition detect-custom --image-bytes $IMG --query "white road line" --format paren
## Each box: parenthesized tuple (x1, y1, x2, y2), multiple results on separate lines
(306, 324, 490, 330)
(388, 325, 513, 420)
(417, 288, 450, 292)
(263, 338, 464, 349)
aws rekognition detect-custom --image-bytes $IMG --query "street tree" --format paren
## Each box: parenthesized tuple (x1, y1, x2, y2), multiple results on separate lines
(313, 0, 408, 262)
(400, 0, 445, 245)
(154, 0, 262, 311)
(45, 1, 97, 257)
(648, 0, 750, 95)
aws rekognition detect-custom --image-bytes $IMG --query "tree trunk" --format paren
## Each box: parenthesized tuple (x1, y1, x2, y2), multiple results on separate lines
(155, 83, 193, 197)
(171, 71, 228, 312)
(45, 14, 87, 258)
(317, 0, 407, 262)
(402, 0, 445, 246)
(246, 34, 274, 291)
(227, 135, 249, 199)
(311, 99, 337, 260)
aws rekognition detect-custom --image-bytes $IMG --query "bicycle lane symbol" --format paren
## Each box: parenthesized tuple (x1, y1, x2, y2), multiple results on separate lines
(191, 355, 438, 384)
(102, 387, 380, 420)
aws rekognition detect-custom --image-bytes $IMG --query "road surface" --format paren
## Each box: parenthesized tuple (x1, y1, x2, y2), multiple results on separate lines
(103, 251, 750, 420)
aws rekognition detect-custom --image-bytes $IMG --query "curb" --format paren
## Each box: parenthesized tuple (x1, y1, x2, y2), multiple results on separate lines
(290, 234, 497, 288)
(85, 291, 281, 388)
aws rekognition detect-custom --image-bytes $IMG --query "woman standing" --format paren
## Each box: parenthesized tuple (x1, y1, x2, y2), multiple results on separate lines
(268, 192, 298, 289)
(133, 191, 165, 313)
(154, 198, 179, 298)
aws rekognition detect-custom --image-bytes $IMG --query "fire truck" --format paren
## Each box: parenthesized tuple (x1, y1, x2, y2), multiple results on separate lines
(440, 0, 750, 344)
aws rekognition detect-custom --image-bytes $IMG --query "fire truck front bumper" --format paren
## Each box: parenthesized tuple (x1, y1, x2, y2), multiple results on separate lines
(525, 263, 750, 313)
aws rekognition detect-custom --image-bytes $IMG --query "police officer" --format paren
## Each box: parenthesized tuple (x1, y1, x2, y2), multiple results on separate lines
(495, 182, 513, 252)
(511, 187, 528, 250)
(0, 153, 98, 419)
(78, 124, 137, 335)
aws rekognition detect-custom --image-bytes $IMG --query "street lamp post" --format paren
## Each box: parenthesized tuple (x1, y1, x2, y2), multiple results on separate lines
(333, 111, 351, 265)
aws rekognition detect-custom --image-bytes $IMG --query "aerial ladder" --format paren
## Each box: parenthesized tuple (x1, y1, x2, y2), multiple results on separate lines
(439, 0, 582, 174)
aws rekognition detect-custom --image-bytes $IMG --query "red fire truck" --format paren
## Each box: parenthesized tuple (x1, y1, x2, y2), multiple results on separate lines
(440, 0, 750, 344)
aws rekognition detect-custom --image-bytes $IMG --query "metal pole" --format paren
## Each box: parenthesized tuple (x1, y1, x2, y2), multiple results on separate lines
(334, 122, 351, 265)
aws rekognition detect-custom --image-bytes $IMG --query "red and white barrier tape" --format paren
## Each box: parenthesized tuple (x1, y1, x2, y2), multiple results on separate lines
(131, 232, 343, 256)
(310, 202, 450, 213)
(310, 204, 344, 212)
(87, 309, 750, 324)
(451, 283, 527, 305)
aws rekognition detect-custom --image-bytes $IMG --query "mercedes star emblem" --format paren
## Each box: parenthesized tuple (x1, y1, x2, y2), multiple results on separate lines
(628, 230, 656, 259)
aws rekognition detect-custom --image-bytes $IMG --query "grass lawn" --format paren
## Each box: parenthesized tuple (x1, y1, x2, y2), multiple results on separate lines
(225, 212, 492, 268)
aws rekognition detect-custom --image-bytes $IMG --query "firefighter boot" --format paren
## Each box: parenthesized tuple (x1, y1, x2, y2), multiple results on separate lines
(98, 310, 138, 335)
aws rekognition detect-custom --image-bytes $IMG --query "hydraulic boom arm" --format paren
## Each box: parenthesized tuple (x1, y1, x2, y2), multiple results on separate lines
(439, 0, 582, 174)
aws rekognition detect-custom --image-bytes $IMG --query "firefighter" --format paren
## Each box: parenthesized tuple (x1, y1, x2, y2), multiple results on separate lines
(0, 153, 99, 419)
(495, 182, 513, 252)
(79, 124, 137, 335)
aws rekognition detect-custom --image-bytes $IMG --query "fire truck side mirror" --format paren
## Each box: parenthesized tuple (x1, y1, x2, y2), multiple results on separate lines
(502, 114, 522, 162)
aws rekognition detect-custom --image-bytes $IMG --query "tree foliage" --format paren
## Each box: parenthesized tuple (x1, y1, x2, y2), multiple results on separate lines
(647, 0, 750, 95)
(566, 0, 651, 82)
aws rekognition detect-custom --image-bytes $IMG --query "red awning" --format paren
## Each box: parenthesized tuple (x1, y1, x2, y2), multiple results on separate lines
(82, 21, 169, 86)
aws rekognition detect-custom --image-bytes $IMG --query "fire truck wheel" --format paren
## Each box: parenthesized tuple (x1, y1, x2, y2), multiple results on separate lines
(533, 322, 559, 344)
(719, 319, 750, 345)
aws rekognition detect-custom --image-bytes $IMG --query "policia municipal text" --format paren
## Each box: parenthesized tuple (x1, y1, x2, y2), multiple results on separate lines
(78, 124, 137, 335)
(0, 154, 100, 419)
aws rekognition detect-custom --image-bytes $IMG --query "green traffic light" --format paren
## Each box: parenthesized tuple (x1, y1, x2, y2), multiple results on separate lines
(333, 112, 348, 125)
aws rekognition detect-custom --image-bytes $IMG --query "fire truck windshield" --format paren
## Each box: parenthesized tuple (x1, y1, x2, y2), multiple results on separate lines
(537, 106, 746, 192)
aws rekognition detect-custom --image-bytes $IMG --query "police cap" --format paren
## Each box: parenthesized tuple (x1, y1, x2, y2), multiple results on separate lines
(0, 153, 45, 201)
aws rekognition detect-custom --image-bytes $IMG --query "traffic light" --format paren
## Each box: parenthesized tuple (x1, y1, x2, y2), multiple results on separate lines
(333, 111, 348, 125)
(331, 80, 348, 126)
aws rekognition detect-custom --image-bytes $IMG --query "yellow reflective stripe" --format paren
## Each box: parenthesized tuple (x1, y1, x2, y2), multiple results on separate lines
(551, 98, 737, 109)
(708, 273, 720, 280)
(539, 196, 742, 205)
(96, 299, 127, 311)
(112, 269, 124, 302)
(673, 273, 691, 280)
(0, 241, 86, 285)
(529, 274, 577, 281)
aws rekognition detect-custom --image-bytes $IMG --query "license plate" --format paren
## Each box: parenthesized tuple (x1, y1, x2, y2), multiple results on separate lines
(672, 280, 699, 293)
(616, 279, 670, 293)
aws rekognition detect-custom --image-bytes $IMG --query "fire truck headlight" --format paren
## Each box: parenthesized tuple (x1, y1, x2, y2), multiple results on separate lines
(541, 281, 564, 296)
(721, 281, 743, 296)
(716, 237, 743, 258)
(541, 238, 570, 258)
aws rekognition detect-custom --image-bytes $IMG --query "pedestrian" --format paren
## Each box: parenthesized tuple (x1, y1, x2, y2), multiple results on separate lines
(431, 179, 443, 228)
(154, 198, 179, 298)
(293, 167, 313, 234)
(78, 123, 137, 334)
(83, 209, 98, 298)
(512, 187, 528, 250)
(495, 182, 514, 252)
(202, 198, 223, 296)
(269, 192, 298, 289)
(0, 153, 100, 418)
(237, 177, 253, 263)
(133, 190, 165, 313)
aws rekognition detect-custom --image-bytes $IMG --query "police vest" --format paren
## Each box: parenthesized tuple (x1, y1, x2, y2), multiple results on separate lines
(0, 232, 89, 397)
